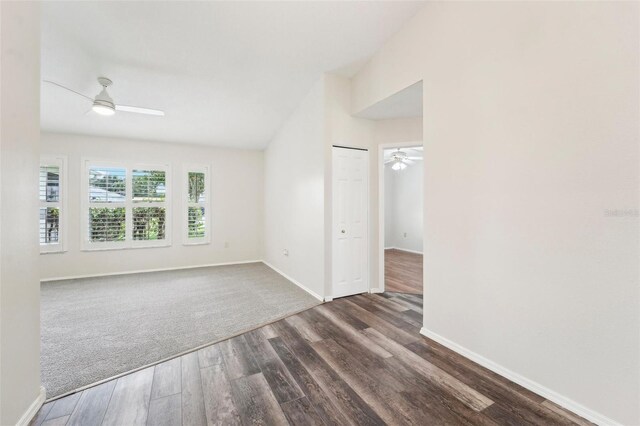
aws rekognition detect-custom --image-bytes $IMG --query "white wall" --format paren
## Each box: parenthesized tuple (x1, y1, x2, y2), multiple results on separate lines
(40, 133, 264, 280)
(323, 76, 423, 296)
(323, 74, 376, 297)
(353, 2, 639, 424)
(264, 74, 423, 299)
(384, 167, 395, 247)
(373, 117, 422, 147)
(385, 159, 423, 253)
(264, 78, 326, 298)
(0, 2, 43, 424)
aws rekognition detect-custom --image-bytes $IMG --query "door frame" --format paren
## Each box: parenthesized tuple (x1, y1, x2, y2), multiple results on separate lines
(377, 141, 423, 293)
(331, 145, 370, 300)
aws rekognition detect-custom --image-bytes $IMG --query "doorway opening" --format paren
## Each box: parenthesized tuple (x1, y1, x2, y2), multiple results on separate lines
(382, 144, 423, 296)
(348, 80, 423, 307)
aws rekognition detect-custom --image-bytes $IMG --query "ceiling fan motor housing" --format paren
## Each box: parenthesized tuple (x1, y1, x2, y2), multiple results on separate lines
(93, 88, 115, 109)
(93, 78, 115, 113)
(391, 150, 408, 161)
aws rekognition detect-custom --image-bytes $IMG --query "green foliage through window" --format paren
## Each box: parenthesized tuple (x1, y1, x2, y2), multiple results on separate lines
(188, 207, 205, 238)
(89, 208, 126, 242)
(188, 172, 205, 203)
(133, 207, 166, 240)
(87, 165, 169, 244)
(133, 170, 166, 202)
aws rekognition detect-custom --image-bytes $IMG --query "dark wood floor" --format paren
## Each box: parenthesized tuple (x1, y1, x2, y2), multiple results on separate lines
(385, 249, 423, 294)
(31, 292, 592, 426)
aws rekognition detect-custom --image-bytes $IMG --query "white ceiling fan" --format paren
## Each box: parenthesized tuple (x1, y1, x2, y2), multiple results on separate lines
(384, 147, 422, 170)
(43, 77, 165, 117)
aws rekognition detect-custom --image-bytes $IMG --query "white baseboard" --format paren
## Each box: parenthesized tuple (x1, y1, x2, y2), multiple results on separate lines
(419, 328, 620, 426)
(40, 260, 263, 282)
(261, 261, 325, 302)
(16, 386, 46, 426)
(369, 288, 383, 293)
(386, 246, 423, 255)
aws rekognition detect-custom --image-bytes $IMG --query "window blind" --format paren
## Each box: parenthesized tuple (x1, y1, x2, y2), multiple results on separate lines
(188, 206, 205, 238)
(89, 167, 126, 203)
(39, 160, 64, 252)
(133, 169, 166, 202)
(39, 165, 60, 202)
(88, 207, 126, 242)
(186, 169, 208, 242)
(39, 207, 59, 244)
(83, 161, 170, 249)
(133, 207, 166, 240)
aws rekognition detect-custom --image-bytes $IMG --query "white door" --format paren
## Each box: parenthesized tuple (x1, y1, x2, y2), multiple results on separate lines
(332, 146, 369, 298)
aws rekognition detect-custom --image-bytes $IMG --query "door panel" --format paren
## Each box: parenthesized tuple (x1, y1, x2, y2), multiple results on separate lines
(332, 146, 369, 298)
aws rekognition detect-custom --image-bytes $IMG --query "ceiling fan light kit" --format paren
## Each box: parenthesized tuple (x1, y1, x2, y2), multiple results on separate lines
(385, 147, 422, 171)
(92, 103, 115, 116)
(391, 161, 407, 171)
(44, 76, 165, 117)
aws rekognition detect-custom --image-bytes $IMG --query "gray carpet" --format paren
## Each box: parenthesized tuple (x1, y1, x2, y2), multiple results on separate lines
(41, 262, 320, 399)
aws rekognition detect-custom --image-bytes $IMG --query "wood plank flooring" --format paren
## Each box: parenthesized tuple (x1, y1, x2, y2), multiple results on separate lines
(385, 249, 423, 294)
(31, 292, 592, 426)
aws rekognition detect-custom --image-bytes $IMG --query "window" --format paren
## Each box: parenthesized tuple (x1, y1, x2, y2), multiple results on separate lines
(88, 167, 126, 243)
(132, 169, 167, 241)
(40, 156, 66, 253)
(82, 160, 170, 250)
(184, 165, 210, 244)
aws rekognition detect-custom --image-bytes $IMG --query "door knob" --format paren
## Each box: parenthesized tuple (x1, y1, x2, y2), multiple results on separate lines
(341, 229, 346, 234)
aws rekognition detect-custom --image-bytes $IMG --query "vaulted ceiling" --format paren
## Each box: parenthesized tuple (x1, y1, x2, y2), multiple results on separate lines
(41, 1, 424, 148)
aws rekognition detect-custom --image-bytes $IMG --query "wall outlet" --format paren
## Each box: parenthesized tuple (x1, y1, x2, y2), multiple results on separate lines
(283, 249, 289, 256)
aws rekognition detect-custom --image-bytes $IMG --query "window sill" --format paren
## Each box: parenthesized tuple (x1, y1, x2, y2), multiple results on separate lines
(81, 242, 171, 252)
(182, 240, 210, 246)
(40, 249, 67, 255)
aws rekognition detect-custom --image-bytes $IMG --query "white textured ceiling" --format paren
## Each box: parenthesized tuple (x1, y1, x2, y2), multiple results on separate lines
(41, 1, 424, 149)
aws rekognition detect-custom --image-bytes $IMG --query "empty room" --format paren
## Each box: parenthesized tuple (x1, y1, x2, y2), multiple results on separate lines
(0, 1, 638, 426)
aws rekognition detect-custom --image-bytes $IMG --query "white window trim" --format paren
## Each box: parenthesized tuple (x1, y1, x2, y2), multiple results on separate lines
(40, 155, 67, 254)
(81, 158, 172, 251)
(183, 164, 211, 245)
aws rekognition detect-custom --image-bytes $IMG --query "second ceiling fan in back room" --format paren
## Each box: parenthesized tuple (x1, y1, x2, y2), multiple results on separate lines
(43, 77, 165, 117)
(384, 147, 422, 171)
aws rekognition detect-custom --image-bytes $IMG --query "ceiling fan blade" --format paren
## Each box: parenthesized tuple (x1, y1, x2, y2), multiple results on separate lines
(407, 157, 422, 160)
(43, 80, 93, 102)
(115, 105, 164, 116)
(384, 159, 396, 164)
(405, 159, 415, 165)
